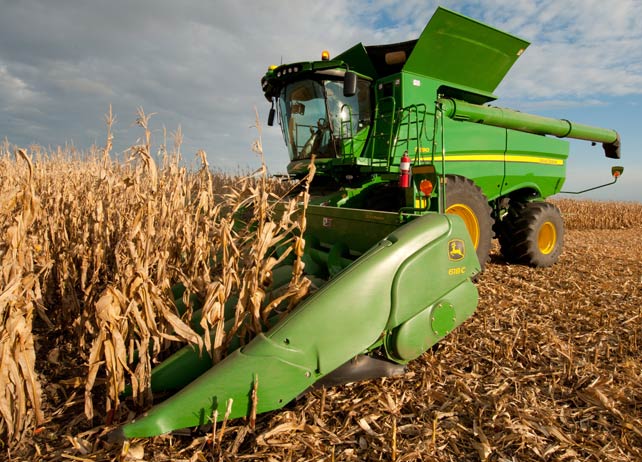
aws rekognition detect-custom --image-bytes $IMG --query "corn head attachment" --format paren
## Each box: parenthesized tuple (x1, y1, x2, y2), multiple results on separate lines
(114, 211, 478, 439)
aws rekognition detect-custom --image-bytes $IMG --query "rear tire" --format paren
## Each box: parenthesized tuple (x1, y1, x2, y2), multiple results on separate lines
(444, 175, 493, 269)
(498, 201, 564, 267)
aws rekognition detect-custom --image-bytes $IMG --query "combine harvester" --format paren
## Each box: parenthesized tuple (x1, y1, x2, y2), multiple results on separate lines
(114, 7, 622, 439)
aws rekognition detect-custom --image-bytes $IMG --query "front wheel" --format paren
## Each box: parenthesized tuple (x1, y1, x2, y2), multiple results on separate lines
(444, 175, 493, 269)
(498, 201, 564, 267)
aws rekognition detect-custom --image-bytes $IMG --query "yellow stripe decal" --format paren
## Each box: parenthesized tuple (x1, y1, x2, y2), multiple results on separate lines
(419, 155, 564, 166)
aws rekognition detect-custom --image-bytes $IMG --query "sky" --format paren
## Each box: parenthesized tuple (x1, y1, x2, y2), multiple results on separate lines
(1, 0, 641, 202)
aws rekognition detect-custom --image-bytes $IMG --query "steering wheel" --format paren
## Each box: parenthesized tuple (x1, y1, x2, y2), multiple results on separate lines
(300, 118, 329, 157)
(316, 118, 328, 131)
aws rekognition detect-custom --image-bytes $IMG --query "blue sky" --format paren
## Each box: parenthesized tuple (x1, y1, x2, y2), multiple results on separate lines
(0, 0, 640, 202)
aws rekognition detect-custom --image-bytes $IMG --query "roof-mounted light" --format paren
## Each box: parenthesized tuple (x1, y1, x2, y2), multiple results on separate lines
(321, 50, 330, 61)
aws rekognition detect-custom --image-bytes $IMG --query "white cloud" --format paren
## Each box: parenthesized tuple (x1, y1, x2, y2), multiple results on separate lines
(483, 0, 642, 101)
(0, 64, 39, 108)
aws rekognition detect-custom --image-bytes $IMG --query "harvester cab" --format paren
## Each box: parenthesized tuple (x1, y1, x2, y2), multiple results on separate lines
(113, 7, 621, 440)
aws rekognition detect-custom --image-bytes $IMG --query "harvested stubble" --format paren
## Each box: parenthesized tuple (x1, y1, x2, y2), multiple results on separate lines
(2, 120, 641, 460)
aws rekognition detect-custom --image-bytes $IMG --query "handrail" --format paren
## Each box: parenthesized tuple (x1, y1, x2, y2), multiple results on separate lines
(373, 96, 396, 168)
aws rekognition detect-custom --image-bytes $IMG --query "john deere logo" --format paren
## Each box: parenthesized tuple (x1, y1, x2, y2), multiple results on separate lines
(448, 239, 465, 261)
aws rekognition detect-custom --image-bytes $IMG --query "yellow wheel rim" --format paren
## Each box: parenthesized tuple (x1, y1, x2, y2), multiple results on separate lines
(538, 221, 557, 255)
(446, 203, 480, 249)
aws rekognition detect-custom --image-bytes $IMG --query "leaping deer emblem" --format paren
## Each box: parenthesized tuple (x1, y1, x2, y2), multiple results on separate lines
(448, 239, 465, 261)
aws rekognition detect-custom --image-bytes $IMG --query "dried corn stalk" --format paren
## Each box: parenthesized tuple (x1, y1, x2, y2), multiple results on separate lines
(552, 198, 642, 230)
(200, 113, 315, 362)
(81, 109, 315, 419)
(0, 149, 44, 445)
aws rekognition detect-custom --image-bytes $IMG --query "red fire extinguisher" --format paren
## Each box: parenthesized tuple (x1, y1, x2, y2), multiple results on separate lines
(399, 151, 411, 188)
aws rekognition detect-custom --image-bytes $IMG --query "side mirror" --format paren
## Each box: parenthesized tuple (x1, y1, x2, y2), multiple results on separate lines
(612, 166, 624, 179)
(343, 71, 357, 97)
(561, 165, 624, 195)
(267, 107, 276, 126)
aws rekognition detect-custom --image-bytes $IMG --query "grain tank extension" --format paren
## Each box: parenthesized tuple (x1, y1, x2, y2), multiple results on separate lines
(112, 7, 622, 439)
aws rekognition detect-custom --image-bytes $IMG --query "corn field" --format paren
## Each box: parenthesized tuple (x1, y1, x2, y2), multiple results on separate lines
(1, 114, 641, 461)
(0, 110, 314, 456)
(551, 198, 642, 230)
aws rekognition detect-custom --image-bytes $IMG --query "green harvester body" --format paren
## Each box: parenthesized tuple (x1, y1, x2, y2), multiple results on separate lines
(116, 7, 621, 439)
(266, 7, 618, 201)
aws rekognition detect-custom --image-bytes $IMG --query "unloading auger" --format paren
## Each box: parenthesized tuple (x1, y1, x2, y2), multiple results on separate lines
(114, 6, 622, 439)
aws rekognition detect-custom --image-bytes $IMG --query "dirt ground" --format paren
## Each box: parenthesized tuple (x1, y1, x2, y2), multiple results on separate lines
(12, 226, 642, 462)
